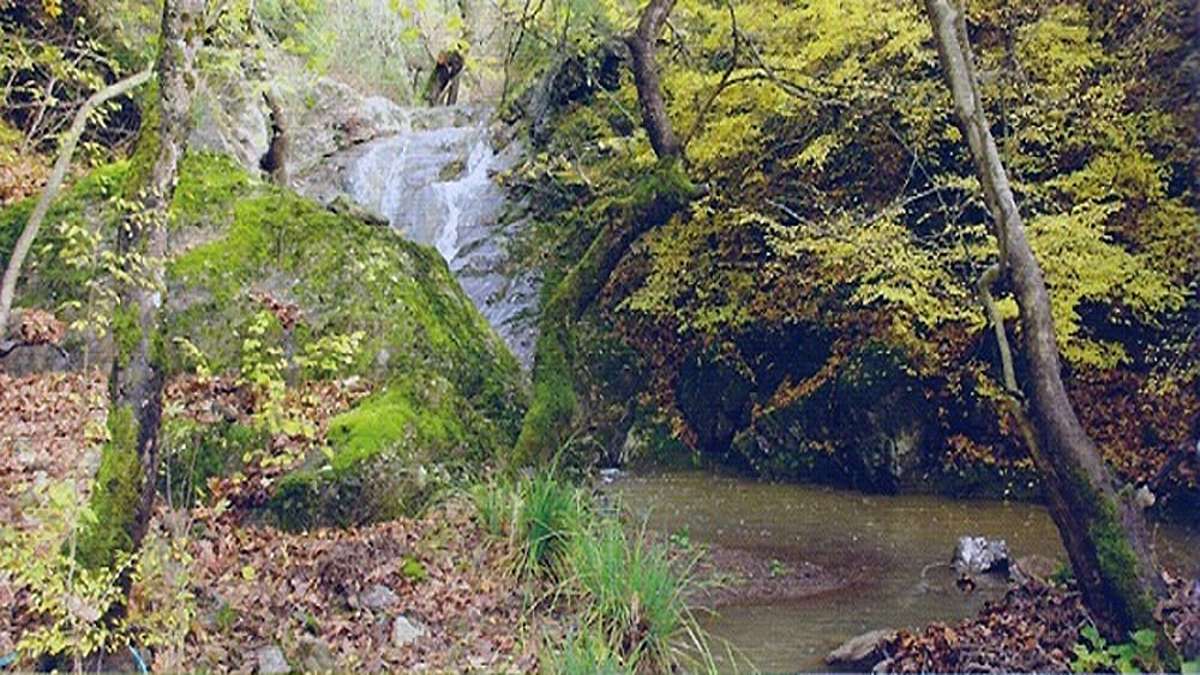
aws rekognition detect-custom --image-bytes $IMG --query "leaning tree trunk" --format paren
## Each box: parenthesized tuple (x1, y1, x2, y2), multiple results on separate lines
(925, 0, 1173, 654)
(511, 0, 691, 466)
(625, 0, 682, 160)
(77, 0, 203, 572)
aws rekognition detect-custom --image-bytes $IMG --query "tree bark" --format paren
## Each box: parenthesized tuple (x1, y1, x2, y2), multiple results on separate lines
(925, 0, 1173, 654)
(626, 0, 682, 160)
(78, 0, 202, 572)
(0, 68, 152, 347)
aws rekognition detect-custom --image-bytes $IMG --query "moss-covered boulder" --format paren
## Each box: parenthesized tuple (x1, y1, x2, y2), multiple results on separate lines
(1, 153, 527, 528)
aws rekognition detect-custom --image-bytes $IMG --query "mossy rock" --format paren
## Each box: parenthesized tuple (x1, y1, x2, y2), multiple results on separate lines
(1, 152, 528, 529)
(269, 374, 501, 529)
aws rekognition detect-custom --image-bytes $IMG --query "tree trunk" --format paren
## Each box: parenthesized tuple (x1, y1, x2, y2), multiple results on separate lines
(78, 0, 202, 572)
(0, 68, 152, 347)
(925, 0, 1174, 654)
(626, 0, 682, 160)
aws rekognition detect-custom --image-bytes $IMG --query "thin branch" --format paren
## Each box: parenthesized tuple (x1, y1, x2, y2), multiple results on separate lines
(682, 0, 741, 150)
(0, 68, 154, 342)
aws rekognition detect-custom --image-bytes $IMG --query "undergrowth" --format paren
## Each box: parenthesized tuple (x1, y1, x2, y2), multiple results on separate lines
(469, 471, 712, 673)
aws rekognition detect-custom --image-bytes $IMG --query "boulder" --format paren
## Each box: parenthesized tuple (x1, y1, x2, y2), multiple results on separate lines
(295, 636, 335, 672)
(1012, 554, 1060, 583)
(190, 76, 269, 176)
(731, 342, 931, 493)
(952, 536, 1010, 575)
(826, 628, 896, 671)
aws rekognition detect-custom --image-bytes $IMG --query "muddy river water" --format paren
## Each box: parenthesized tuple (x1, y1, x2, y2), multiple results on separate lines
(610, 470, 1199, 672)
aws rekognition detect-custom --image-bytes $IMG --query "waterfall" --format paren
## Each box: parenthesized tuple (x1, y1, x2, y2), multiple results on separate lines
(319, 104, 539, 366)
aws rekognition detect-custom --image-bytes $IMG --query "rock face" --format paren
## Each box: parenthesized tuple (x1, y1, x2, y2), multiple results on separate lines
(0, 154, 528, 530)
(297, 105, 540, 366)
(953, 536, 1010, 575)
(727, 341, 931, 493)
(826, 628, 896, 671)
(190, 76, 269, 176)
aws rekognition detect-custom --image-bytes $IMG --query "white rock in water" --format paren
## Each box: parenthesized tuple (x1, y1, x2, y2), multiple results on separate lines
(391, 615, 427, 647)
(953, 535, 1010, 575)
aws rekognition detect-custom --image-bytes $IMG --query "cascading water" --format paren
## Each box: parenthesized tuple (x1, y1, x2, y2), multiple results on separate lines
(306, 104, 539, 365)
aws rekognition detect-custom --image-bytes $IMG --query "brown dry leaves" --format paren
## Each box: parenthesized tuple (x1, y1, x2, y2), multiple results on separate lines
(0, 370, 106, 525)
(883, 581, 1086, 673)
(181, 501, 538, 673)
(0, 370, 106, 655)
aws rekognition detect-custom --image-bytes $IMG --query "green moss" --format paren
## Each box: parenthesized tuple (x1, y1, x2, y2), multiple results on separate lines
(0, 162, 129, 314)
(270, 374, 503, 530)
(123, 90, 160, 200)
(111, 303, 140, 368)
(5, 151, 528, 530)
(512, 158, 697, 468)
(1089, 499, 1158, 628)
(77, 405, 143, 570)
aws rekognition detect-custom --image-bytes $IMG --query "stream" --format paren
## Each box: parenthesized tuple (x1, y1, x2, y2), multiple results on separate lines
(610, 470, 1200, 672)
(312, 104, 1200, 671)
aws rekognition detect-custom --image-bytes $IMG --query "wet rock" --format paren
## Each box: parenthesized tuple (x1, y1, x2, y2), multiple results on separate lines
(826, 628, 896, 670)
(391, 615, 427, 647)
(952, 536, 1010, 575)
(254, 645, 290, 674)
(1012, 554, 1059, 583)
(360, 584, 400, 611)
(730, 341, 929, 493)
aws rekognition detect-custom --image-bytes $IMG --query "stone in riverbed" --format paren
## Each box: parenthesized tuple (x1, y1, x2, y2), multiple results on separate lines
(952, 536, 1010, 575)
(826, 628, 897, 670)
(1012, 554, 1060, 583)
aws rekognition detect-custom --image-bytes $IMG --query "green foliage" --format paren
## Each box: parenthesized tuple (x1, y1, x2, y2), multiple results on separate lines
(470, 472, 711, 673)
(237, 309, 314, 441)
(509, 0, 1200, 490)
(470, 471, 586, 578)
(0, 480, 195, 668)
(565, 519, 700, 671)
(297, 329, 366, 380)
(546, 627, 631, 675)
(1071, 625, 1160, 674)
(160, 419, 268, 508)
(0, 481, 129, 665)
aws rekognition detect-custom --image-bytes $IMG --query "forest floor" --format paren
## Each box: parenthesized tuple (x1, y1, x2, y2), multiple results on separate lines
(0, 370, 846, 671)
(4, 370, 1196, 672)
